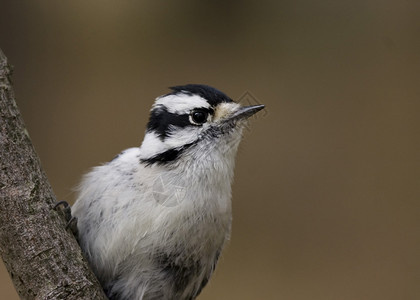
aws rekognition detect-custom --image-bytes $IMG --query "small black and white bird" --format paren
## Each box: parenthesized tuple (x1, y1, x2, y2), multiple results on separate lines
(71, 84, 264, 300)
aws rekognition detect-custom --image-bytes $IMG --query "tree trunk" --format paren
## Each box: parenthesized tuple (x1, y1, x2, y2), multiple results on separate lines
(0, 49, 107, 300)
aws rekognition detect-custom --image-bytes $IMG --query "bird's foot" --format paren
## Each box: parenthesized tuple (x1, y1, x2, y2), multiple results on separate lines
(53, 200, 78, 236)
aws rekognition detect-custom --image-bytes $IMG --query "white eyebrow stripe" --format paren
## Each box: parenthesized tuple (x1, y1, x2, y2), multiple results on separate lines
(155, 94, 211, 114)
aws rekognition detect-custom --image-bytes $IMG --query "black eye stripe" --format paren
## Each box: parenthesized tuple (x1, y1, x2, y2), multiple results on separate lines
(146, 106, 190, 140)
(146, 106, 216, 140)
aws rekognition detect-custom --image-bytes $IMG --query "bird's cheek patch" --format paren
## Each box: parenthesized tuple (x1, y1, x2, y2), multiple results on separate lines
(213, 103, 241, 122)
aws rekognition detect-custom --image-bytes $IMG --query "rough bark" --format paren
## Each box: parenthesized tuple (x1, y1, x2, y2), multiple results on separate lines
(0, 49, 107, 299)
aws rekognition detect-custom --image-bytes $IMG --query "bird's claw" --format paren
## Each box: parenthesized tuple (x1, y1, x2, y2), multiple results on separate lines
(53, 200, 78, 236)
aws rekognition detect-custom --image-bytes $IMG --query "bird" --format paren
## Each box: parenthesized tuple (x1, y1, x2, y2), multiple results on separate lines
(71, 84, 264, 300)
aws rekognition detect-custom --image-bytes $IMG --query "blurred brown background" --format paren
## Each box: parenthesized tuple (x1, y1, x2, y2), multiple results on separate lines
(1, 1, 419, 299)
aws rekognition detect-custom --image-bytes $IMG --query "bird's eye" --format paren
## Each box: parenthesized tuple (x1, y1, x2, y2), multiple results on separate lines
(190, 110, 209, 125)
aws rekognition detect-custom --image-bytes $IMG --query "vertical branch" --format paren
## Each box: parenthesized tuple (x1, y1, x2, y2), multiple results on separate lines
(0, 49, 107, 299)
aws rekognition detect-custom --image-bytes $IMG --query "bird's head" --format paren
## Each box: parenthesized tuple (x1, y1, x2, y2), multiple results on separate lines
(139, 84, 264, 167)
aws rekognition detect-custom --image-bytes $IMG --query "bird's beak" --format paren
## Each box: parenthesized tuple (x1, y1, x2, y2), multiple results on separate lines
(227, 104, 265, 122)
